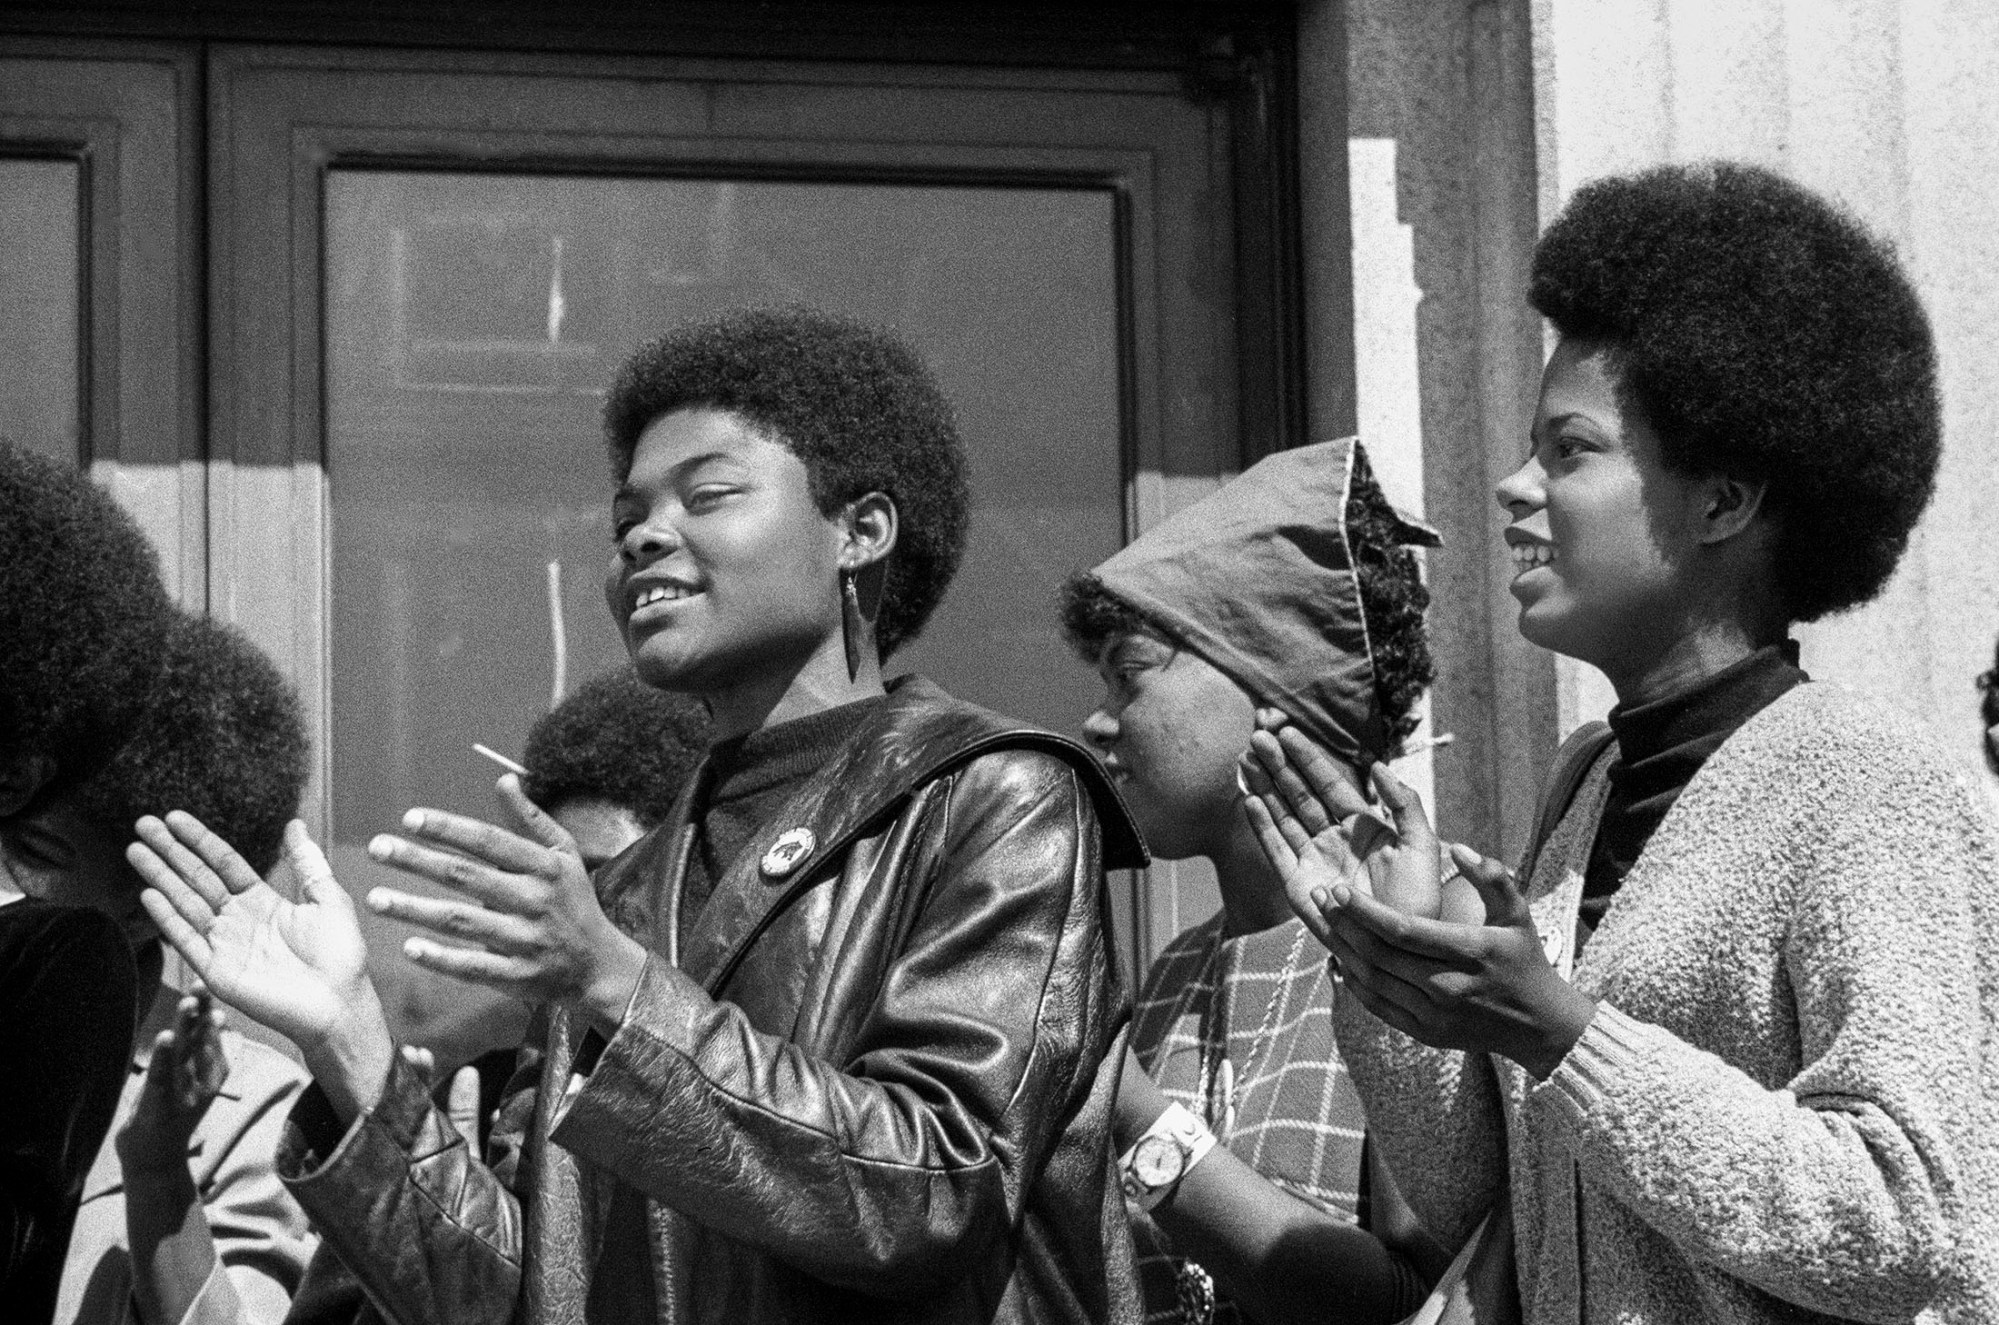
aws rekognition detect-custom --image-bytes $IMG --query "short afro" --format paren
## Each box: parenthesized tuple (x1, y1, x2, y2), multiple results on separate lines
(1531, 162, 1939, 622)
(522, 669, 709, 829)
(1061, 448, 1435, 748)
(603, 306, 971, 658)
(76, 614, 309, 875)
(0, 442, 175, 799)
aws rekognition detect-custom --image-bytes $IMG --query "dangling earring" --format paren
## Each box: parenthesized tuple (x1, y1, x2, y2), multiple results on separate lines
(841, 568, 865, 682)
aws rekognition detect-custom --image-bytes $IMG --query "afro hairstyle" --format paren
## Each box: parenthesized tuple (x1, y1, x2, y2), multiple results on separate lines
(603, 305, 971, 659)
(0, 441, 175, 800)
(1979, 634, 1999, 774)
(1530, 161, 1939, 623)
(522, 668, 710, 829)
(1060, 447, 1435, 749)
(75, 614, 309, 876)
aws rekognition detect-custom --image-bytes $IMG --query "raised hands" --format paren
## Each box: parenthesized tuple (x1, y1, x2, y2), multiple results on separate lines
(1239, 722, 1596, 1079)
(1239, 720, 1451, 925)
(130, 815, 393, 1123)
(116, 988, 229, 1174)
(362, 774, 647, 1037)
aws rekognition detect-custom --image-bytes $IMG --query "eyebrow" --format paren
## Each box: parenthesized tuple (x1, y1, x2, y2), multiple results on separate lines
(613, 449, 742, 502)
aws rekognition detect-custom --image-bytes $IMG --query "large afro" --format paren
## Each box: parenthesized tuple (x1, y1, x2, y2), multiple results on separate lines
(0, 442, 175, 801)
(1530, 162, 1939, 623)
(603, 306, 970, 659)
(522, 668, 710, 828)
(1062, 447, 1435, 750)
(76, 614, 309, 876)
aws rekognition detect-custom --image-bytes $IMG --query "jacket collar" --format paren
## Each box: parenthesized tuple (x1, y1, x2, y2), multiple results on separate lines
(628, 675, 1144, 993)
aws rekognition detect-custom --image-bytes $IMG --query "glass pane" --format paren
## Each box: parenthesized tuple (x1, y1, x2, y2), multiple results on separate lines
(0, 159, 80, 464)
(324, 172, 1122, 1053)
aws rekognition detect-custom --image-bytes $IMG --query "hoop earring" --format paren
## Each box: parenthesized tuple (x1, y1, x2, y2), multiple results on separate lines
(841, 569, 865, 682)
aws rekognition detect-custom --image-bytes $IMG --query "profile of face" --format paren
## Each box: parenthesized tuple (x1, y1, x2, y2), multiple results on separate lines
(1495, 338, 1716, 673)
(551, 795, 648, 873)
(0, 790, 153, 947)
(1082, 630, 1256, 862)
(606, 408, 852, 695)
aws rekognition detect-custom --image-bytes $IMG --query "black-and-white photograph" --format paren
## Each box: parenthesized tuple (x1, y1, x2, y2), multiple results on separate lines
(1, 2, 1993, 1322)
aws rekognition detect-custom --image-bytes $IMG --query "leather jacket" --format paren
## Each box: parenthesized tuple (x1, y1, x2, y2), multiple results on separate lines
(279, 677, 1146, 1324)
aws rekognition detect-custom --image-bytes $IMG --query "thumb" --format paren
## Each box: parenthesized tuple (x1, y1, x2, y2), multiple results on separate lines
(284, 821, 351, 912)
(495, 775, 575, 855)
(1369, 763, 1438, 854)
(447, 1064, 482, 1150)
(1448, 843, 1531, 928)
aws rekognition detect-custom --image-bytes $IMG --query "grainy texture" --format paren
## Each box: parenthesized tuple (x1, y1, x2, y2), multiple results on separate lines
(1336, 682, 1999, 1324)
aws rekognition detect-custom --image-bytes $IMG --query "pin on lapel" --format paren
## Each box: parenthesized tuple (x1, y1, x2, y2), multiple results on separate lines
(760, 827, 817, 879)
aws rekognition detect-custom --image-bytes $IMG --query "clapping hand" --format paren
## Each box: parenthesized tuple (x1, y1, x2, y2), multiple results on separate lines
(116, 988, 229, 1175)
(1238, 718, 1466, 927)
(361, 774, 646, 1035)
(129, 814, 393, 1123)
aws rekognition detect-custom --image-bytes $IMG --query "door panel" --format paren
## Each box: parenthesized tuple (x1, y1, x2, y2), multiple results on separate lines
(0, 44, 200, 597)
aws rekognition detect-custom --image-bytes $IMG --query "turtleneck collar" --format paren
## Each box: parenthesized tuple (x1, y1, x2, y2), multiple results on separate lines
(1580, 641, 1808, 943)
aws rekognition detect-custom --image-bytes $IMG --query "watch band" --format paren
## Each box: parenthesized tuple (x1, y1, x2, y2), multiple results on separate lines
(1118, 1100, 1218, 1213)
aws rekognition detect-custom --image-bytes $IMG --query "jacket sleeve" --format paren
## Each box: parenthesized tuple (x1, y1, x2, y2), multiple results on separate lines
(1330, 989, 1508, 1248)
(1527, 745, 1997, 1321)
(276, 1046, 532, 1325)
(548, 750, 1117, 1299)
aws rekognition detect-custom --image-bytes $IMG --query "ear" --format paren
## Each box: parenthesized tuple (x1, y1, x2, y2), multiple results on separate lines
(1695, 473, 1769, 546)
(836, 491, 899, 575)
(0, 751, 56, 819)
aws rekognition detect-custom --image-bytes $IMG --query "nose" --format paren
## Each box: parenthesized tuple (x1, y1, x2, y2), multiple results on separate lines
(617, 516, 680, 567)
(1081, 703, 1118, 748)
(1495, 452, 1544, 520)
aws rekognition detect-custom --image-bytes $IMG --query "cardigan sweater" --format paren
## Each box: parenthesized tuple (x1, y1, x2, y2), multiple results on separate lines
(1333, 682, 1999, 1324)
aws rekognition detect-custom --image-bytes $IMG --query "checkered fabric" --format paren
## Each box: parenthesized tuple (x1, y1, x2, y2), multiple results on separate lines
(1128, 913, 1366, 1325)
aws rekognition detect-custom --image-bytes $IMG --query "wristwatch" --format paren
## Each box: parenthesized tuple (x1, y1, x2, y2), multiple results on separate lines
(1119, 1100, 1218, 1212)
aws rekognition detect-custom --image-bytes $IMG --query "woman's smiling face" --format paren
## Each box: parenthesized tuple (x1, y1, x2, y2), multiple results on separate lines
(1496, 338, 1710, 675)
(605, 407, 847, 697)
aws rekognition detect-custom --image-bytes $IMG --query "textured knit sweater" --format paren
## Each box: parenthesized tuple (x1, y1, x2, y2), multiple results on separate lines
(1333, 682, 1999, 1324)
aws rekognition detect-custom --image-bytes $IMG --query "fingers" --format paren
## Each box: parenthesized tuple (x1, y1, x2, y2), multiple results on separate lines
(1448, 843, 1532, 928)
(161, 811, 267, 896)
(1329, 881, 1486, 965)
(367, 835, 541, 912)
(400, 935, 537, 992)
(134, 874, 214, 972)
(132, 817, 231, 913)
(367, 888, 541, 955)
(446, 1064, 482, 1150)
(401, 1044, 437, 1079)
(390, 805, 550, 876)
(494, 775, 575, 854)
(1241, 795, 1300, 874)
(1275, 726, 1374, 821)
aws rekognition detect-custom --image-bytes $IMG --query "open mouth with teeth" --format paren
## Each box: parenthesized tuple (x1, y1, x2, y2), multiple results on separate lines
(1509, 542, 1555, 572)
(633, 583, 698, 610)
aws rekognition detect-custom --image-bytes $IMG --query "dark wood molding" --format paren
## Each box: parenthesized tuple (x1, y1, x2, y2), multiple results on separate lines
(0, 0, 1292, 71)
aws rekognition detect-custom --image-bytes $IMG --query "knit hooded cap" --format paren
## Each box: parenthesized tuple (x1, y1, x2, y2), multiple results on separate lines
(1087, 437, 1438, 768)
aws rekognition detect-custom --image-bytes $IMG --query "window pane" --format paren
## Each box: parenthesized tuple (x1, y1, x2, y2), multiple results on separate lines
(0, 159, 80, 464)
(324, 172, 1122, 1050)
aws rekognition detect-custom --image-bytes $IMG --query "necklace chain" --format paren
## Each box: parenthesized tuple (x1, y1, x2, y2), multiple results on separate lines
(1196, 922, 1312, 1137)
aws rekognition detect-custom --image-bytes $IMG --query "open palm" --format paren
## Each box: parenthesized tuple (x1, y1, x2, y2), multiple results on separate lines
(1240, 725, 1446, 922)
(132, 814, 371, 1049)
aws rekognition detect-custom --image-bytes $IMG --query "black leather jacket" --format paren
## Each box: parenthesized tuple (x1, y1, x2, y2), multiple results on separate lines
(280, 678, 1146, 1324)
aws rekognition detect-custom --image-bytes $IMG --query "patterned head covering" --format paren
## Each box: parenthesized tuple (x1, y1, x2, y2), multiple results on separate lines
(1087, 436, 1437, 768)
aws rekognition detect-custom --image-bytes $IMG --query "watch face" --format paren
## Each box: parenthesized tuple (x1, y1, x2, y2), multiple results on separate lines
(1132, 1133, 1187, 1188)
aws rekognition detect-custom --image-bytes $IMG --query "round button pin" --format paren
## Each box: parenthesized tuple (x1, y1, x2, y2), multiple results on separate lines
(760, 827, 817, 879)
